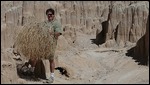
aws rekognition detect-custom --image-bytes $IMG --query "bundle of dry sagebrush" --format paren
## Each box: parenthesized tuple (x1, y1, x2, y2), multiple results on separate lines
(14, 21, 55, 59)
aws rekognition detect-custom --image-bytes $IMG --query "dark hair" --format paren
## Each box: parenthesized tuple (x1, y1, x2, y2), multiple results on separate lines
(46, 8, 55, 15)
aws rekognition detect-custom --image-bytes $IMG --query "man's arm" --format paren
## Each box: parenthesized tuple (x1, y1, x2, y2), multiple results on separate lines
(50, 20, 62, 39)
(50, 32, 61, 39)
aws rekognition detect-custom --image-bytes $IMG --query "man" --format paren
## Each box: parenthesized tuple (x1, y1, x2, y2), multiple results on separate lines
(45, 8, 62, 83)
(22, 8, 62, 83)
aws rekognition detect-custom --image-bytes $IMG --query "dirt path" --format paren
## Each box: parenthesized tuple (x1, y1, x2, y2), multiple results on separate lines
(17, 33, 149, 84)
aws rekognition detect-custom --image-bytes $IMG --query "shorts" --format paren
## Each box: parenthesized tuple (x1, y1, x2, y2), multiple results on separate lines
(46, 39, 57, 60)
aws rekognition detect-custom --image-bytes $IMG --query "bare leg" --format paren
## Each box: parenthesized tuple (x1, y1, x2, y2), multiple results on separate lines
(49, 59, 55, 73)
(29, 58, 37, 67)
(28, 58, 37, 73)
(47, 59, 55, 83)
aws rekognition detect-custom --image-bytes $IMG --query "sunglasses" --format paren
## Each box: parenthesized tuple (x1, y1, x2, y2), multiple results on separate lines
(47, 14, 53, 16)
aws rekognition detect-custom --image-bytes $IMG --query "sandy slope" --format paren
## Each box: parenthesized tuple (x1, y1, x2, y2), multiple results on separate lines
(52, 48, 149, 84)
(2, 33, 149, 84)
(36, 33, 149, 84)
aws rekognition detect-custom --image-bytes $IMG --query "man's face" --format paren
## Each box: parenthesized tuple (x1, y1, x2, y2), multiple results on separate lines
(47, 11, 54, 21)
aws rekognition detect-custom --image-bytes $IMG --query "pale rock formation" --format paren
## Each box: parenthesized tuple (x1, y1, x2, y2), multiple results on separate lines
(1, 48, 19, 84)
(1, 1, 149, 49)
(134, 15, 149, 65)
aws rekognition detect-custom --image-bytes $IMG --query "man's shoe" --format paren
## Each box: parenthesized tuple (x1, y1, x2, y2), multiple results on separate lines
(46, 76, 54, 83)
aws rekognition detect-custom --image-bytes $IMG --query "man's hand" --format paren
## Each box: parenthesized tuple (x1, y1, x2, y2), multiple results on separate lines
(54, 32, 61, 39)
(50, 32, 61, 39)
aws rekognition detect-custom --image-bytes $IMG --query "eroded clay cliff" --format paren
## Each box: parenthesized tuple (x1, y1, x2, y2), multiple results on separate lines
(1, 1, 149, 84)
